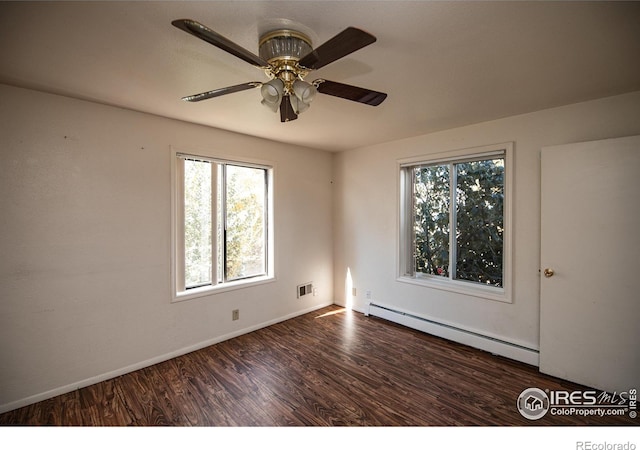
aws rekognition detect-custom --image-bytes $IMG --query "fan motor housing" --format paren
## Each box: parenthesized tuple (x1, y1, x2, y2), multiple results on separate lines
(259, 29, 313, 88)
(259, 29, 313, 63)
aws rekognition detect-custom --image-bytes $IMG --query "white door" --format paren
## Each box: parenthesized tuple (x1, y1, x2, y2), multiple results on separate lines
(540, 135, 640, 393)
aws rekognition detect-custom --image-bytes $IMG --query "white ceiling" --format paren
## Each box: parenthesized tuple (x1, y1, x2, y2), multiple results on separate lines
(1, 1, 639, 152)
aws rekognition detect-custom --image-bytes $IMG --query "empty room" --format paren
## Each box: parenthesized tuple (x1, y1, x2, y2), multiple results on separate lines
(1, 0, 639, 444)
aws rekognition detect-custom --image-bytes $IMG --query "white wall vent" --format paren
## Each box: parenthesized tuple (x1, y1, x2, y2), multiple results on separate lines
(297, 282, 314, 298)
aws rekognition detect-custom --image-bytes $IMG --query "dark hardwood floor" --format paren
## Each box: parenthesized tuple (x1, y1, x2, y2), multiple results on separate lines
(0, 305, 636, 426)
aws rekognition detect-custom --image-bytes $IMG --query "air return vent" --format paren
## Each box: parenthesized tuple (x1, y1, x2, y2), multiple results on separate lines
(297, 282, 314, 298)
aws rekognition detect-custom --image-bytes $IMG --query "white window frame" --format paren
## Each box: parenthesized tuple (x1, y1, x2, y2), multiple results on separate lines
(171, 147, 275, 302)
(397, 142, 513, 303)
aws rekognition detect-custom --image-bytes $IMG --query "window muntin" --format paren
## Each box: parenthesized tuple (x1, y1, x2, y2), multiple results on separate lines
(174, 152, 272, 300)
(399, 144, 512, 302)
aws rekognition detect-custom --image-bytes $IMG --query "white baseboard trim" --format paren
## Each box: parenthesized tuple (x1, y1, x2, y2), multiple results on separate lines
(0, 302, 333, 415)
(366, 302, 539, 366)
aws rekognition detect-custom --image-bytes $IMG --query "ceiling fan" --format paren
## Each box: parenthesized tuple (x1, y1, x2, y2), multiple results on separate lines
(172, 19, 388, 122)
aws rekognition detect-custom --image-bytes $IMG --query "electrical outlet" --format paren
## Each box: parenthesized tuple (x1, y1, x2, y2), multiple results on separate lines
(232, 309, 239, 321)
(366, 290, 372, 300)
(352, 287, 357, 297)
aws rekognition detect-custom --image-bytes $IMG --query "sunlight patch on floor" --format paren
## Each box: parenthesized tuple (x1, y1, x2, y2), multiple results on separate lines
(315, 308, 347, 319)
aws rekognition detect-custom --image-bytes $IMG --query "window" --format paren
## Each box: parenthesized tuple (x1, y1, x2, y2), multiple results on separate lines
(172, 151, 274, 301)
(399, 143, 512, 302)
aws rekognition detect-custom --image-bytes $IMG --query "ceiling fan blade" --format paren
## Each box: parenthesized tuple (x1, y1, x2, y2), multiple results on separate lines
(280, 96, 298, 122)
(182, 82, 261, 102)
(299, 27, 376, 70)
(172, 19, 269, 68)
(314, 79, 387, 106)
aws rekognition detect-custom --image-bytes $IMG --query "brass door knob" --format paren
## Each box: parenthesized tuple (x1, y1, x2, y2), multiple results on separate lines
(543, 268, 555, 278)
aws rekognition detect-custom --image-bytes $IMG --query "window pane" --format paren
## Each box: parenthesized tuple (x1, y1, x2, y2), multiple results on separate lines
(184, 159, 212, 288)
(455, 158, 504, 286)
(414, 164, 450, 277)
(216, 164, 223, 284)
(225, 165, 266, 281)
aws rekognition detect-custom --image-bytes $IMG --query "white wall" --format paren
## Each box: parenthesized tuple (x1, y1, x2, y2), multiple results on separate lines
(333, 91, 640, 354)
(0, 84, 334, 412)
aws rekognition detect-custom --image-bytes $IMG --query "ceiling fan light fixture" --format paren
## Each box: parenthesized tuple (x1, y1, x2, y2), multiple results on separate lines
(293, 80, 317, 104)
(260, 78, 284, 112)
(290, 95, 309, 114)
(290, 80, 317, 114)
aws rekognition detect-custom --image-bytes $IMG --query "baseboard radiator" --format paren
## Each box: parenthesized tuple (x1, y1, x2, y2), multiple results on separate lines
(366, 302, 539, 366)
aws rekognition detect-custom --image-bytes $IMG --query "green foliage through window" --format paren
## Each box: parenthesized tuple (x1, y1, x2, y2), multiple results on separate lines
(184, 159, 212, 288)
(182, 157, 269, 289)
(225, 165, 267, 281)
(412, 157, 504, 287)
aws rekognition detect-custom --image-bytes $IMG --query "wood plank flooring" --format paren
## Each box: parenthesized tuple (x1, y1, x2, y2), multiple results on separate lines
(0, 305, 636, 426)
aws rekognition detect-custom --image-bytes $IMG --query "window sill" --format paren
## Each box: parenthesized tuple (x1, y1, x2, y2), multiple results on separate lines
(172, 275, 276, 303)
(396, 275, 512, 303)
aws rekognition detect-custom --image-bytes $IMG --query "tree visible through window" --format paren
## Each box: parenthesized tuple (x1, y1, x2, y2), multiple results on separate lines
(224, 164, 267, 282)
(184, 159, 213, 288)
(178, 155, 270, 293)
(454, 159, 504, 286)
(406, 153, 506, 288)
